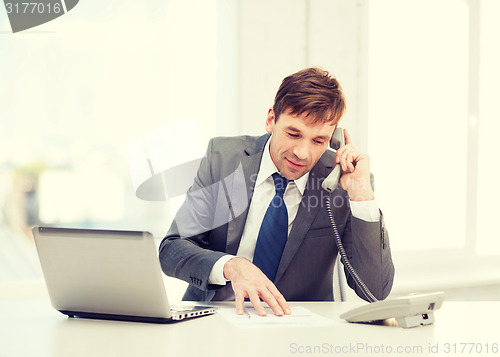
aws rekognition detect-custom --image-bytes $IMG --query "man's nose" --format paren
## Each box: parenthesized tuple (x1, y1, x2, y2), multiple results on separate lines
(292, 140, 309, 160)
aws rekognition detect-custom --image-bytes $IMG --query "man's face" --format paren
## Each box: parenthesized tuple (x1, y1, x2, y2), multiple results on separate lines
(266, 109, 335, 180)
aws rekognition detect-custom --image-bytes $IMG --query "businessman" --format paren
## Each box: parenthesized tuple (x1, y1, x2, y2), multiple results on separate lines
(159, 67, 394, 317)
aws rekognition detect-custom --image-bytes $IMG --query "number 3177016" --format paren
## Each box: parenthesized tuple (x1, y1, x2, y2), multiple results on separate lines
(5, 2, 62, 14)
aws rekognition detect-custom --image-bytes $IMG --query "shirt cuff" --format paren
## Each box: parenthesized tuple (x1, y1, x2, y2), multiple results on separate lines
(208, 254, 236, 285)
(349, 199, 381, 222)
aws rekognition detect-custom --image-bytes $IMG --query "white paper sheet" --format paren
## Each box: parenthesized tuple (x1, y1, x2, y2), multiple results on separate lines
(218, 306, 337, 328)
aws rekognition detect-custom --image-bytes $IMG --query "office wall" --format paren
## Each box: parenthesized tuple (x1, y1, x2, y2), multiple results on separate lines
(236, 0, 366, 145)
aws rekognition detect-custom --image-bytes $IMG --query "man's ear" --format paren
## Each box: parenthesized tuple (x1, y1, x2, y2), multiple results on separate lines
(265, 108, 275, 133)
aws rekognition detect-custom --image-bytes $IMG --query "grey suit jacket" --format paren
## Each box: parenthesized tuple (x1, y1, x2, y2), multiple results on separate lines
(159, 134, 394, 302)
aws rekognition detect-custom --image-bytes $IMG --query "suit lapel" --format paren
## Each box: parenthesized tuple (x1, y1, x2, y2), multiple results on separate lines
(225, 134, 270, 255)
(274, 153, 334, 282)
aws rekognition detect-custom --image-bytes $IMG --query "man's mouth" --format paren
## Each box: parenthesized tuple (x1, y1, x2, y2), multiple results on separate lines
(286, 158, 306, 169)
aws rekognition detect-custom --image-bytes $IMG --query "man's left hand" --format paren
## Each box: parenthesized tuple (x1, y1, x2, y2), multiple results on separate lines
(335, 129, 375, 201)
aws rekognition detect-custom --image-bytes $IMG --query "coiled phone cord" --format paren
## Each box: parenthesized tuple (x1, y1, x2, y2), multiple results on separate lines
(324, 195, 379, 303)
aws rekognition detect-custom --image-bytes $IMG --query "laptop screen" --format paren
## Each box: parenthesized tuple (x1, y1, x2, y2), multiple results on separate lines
(33, 227, 172, 319)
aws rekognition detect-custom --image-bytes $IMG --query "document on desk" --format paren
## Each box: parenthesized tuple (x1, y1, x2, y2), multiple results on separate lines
(218, 306, 336, 328)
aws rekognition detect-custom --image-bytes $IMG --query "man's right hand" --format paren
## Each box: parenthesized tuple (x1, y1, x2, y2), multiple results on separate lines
(223, 257, 291, 317)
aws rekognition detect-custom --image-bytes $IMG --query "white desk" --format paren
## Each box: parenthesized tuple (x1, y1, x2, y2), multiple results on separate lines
(1, 299, 499, 357)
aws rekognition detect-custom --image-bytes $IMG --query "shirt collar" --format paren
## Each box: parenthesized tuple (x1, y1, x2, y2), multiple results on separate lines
(256, 135, 309, 195)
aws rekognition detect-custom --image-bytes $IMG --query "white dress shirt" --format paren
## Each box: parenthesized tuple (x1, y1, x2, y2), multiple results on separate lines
(208, 136, 380, 285)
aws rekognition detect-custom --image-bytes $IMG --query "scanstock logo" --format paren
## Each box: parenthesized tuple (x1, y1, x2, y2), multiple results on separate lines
(4, 0, 79, 33)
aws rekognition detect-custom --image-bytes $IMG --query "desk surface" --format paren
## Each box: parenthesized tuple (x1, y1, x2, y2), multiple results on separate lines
(1, 299, 499, 357)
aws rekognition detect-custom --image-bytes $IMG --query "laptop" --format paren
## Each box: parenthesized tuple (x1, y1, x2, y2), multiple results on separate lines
(32, 226, 216, 323)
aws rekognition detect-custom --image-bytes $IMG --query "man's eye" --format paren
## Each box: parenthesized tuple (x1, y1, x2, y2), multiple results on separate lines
(314, 140, 325, 145)
(287, 132, 299, 138)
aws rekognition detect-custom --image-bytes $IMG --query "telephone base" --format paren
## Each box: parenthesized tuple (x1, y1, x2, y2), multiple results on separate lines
(395, 312, 435, 328)
(340, 292, 445, 328)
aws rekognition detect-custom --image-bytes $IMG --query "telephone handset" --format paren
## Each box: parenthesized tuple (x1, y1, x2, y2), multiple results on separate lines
(322, 128, 445, 328)
(321, 127, 345, 192)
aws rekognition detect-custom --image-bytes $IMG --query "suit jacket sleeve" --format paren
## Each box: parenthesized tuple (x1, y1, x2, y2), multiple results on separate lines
(158, 138, 229, 292)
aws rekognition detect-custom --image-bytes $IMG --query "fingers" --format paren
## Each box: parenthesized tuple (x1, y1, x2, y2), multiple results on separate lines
(226, 258, 290, 317)
(249, 293, 268, 316)
(335, 145, 358, 173)
(234, 291, 246, 315)
(244, 289, 290, 317)
(245, 282, 291, 317)
(335, 128, 357, 172)
(235, 282, 288, 317)
(270, 288, 291, 315)
(332, 130, 374, 200)
(258, 287, 284, 316)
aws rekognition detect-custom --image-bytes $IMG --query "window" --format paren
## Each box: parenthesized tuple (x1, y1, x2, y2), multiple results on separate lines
(477, 0, 500, 256)
(367, 0, 469, 251)
(0, 1, 219, 294)
(365, 0, 500, 293)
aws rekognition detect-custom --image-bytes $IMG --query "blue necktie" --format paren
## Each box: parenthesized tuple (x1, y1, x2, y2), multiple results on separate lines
(253, 173, 289, 282)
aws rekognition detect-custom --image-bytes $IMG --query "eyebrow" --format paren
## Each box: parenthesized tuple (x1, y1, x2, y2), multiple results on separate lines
(285, 126, 330, 141)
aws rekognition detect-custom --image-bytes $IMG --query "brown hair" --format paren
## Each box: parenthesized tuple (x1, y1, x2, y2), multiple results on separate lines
(273, 67, 346, 125)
